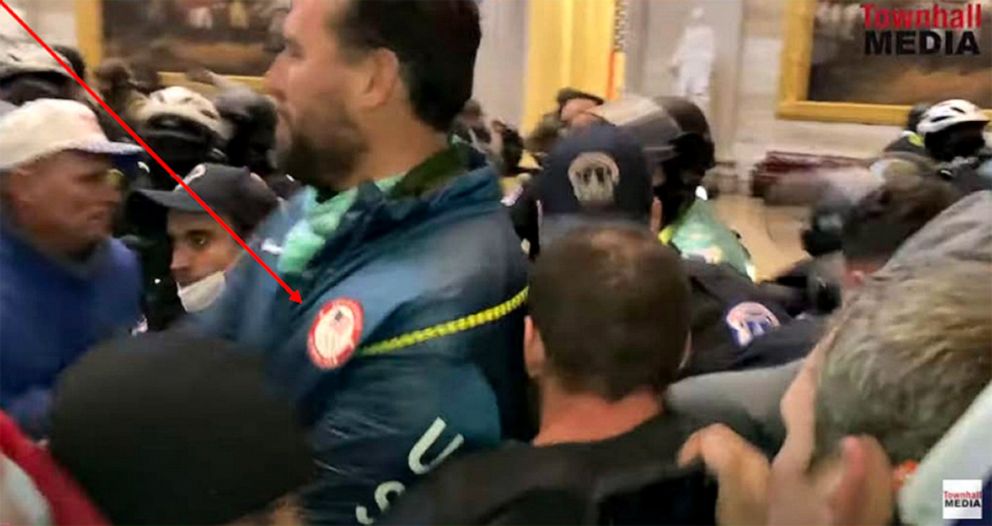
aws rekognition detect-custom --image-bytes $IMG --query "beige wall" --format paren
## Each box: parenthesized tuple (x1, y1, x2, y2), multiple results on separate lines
(3, 0, 76, 46)
(733, 0, 901, 178)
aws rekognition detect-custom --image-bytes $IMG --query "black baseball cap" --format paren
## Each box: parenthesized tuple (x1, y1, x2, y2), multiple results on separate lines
(131, 163, 279, 235)
(49, 332, 313, 525)
(537, 124, 653, 244)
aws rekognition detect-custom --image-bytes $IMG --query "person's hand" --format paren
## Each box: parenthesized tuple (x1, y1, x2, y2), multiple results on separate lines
(679, 424, 770, 526)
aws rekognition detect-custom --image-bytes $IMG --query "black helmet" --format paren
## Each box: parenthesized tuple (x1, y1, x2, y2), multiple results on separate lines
(583, 95, 715, 225)
(585, 95, 715, 175)
(213, 87, 278, 176)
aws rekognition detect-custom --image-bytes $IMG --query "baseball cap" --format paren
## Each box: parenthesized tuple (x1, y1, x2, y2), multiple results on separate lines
(0, 99, 143, 171)
(130, 163, 279, 235)
(537, 124, 653, 244)
(48, 332, 313, 525)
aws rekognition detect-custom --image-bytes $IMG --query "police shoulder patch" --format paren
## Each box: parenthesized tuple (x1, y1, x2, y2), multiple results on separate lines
(725, 302, 780, 347)
(308, 298, 364, 370)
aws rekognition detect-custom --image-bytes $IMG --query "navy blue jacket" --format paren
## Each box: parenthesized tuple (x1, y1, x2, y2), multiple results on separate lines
(0, 225, 142, 437)
(193, 151, 531, 525)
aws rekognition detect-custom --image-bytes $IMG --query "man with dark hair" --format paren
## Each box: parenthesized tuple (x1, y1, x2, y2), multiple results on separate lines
(191, 1, 530, 524)
(383, 225, 717, 525)
(839, 174, 960, 288)
(127, 164, 280, 323)
(556, 88, 604, 129)
(731, 174, 960, 371)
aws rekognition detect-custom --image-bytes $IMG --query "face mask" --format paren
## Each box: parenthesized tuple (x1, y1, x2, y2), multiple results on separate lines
(177, 271, 226, 313)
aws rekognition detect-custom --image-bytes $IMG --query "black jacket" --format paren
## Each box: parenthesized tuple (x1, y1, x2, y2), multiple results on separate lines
(682, 260, 791, 378)
(382, 413, 716, 525)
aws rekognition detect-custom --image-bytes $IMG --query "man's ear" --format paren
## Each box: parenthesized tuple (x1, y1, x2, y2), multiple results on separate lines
(524, 316, 546, 380)
(825, 436, 894, 526)
(353, 48, 402, 111)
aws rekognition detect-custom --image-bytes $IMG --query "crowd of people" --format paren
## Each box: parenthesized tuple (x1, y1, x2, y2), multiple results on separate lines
(1, 0, 990, 524)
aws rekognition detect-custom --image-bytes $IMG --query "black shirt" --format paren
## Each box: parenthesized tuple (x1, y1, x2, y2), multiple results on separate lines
(381, 413, 716, 525)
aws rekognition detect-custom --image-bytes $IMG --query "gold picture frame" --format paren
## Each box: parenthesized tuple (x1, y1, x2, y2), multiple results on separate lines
(776, 0, 992, 125)
(74, 0, 265, 91)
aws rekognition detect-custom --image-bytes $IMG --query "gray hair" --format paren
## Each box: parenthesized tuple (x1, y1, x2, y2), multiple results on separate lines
(814, 261, 992, 464)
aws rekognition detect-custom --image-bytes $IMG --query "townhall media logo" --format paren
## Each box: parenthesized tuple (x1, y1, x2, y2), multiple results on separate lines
(862, 2, 982, 55)
(943, 480, 983, 520)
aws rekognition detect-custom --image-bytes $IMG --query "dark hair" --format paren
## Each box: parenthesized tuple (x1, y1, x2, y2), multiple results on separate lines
(50, 333, 312, 525)
(53, 45, 86, 79)
(556, 88, 605, 115)
(842, 176, 959, 263)
(499, 125, 524, 176)
(94, 58, 133, 85)
(529, 225, 691, 400)
(334, 0, 481, 132)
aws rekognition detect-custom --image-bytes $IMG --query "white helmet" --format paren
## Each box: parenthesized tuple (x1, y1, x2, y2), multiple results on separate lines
(0, 36, 70, 81)
(917, 99, 990, 138)
(137, 86, 231, 141)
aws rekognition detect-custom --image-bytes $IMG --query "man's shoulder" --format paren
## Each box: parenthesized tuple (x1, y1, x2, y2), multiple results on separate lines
(105, 238, 140, 270)
(384, 417, 714, 525)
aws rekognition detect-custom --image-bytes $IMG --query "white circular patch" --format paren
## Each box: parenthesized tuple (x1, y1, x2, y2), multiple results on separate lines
(725, 302, 780, 348)
(308, 298, 364, 370)
(567, 151, 620, 208)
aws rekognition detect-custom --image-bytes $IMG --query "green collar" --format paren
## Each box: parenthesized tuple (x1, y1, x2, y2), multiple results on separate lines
(390, 144, 469, 199)
(314, 144, 468, 203)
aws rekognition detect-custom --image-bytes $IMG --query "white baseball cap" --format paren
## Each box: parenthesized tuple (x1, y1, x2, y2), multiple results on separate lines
(0, 99, 144, 171)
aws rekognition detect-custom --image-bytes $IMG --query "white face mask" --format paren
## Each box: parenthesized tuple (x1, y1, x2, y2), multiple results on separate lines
(177, 271, 226, 313)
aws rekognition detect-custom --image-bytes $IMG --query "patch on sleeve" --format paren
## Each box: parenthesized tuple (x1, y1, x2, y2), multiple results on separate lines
(725, 302, 780, 347)
(308, 298, 364, 370)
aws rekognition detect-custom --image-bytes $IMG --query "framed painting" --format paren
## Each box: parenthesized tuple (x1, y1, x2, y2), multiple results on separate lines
(777, 0, 992, 125)
(75, 0, 289, 90)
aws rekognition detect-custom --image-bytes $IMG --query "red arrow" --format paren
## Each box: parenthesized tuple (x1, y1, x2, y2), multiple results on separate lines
(0, 1, 302, 304)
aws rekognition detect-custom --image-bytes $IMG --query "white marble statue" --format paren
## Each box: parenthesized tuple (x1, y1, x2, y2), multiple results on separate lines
(670, 7, 715, 116)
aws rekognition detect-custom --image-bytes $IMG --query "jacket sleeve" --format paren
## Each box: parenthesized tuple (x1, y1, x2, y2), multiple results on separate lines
(0, 387, 52, 440)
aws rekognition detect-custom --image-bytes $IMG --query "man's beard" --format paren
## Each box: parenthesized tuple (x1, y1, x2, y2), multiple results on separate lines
(277, 106, 368, 191)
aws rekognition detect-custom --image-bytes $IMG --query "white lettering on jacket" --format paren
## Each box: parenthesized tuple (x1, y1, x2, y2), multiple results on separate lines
(354, 417, 465, 524)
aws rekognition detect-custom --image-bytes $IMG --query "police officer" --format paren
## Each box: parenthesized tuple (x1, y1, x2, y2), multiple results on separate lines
(190, 1, 530, 524)
(577, 95, 754, 278)
(533, 122, 788, 378)
(916, 99, 992, 195)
